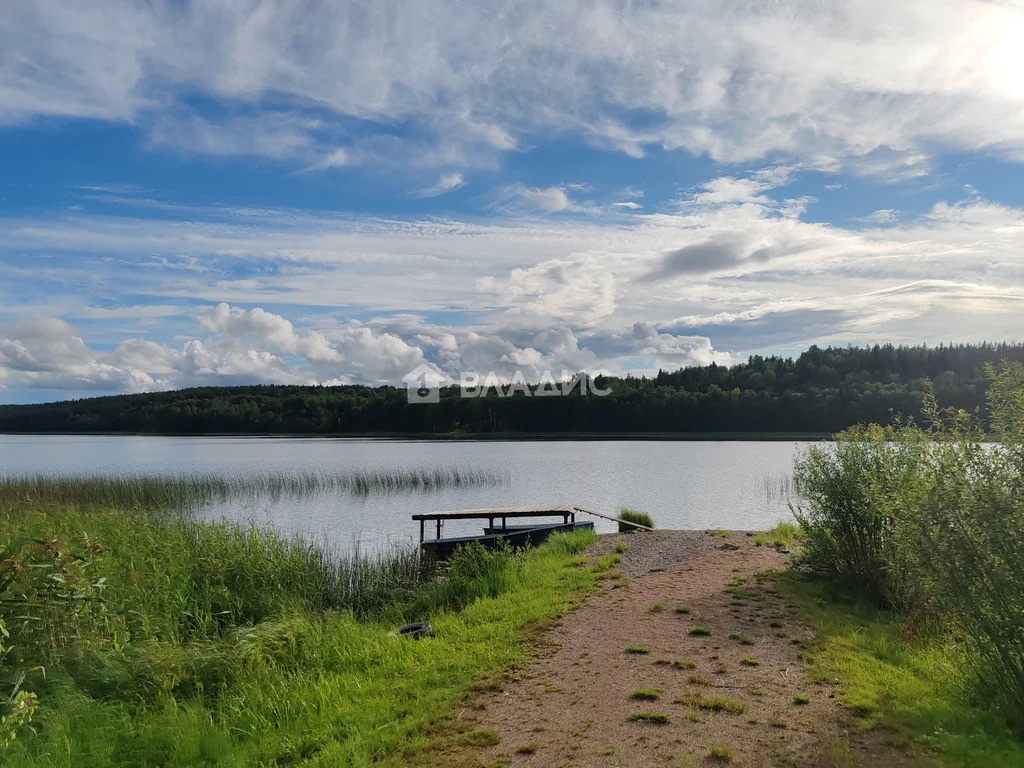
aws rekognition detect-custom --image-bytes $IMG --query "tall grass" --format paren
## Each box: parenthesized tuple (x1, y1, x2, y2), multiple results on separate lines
(0, 466, 506, 512)
(792, 362, 1024, 733)
(617, 507, 654, 532)
(0, 479, 598, 765)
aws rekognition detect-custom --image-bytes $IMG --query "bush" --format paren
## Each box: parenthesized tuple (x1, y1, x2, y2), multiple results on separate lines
(792, 423, 928, 613)
(793, 362, 1024, 733)
(617, 508, 654, 533)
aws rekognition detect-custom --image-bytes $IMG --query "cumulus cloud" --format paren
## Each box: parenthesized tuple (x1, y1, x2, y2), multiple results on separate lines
(3, 163, 1024, 396)
(0, 309, 732, 393)
(6, 2, 1023, 173)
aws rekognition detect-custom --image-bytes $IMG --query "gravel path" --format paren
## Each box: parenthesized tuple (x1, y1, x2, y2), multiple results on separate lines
(448, 530, 912, 767)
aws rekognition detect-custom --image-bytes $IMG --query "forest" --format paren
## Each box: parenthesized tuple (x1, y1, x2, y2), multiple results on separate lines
(1, 343, 1022, 435)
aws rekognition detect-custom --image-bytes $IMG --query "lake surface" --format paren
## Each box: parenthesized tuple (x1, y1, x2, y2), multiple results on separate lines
(0, 435, 811, 550)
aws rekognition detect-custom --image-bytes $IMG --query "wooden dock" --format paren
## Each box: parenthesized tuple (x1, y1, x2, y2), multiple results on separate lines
(412, 504, 651, 559)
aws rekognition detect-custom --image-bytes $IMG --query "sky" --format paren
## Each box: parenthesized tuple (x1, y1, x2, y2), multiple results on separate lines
(1, 1, 1024, 404)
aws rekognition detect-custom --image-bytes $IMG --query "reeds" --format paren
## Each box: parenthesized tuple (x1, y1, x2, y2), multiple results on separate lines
(757, 471, 800, 501)
(0, 466, 506, 513)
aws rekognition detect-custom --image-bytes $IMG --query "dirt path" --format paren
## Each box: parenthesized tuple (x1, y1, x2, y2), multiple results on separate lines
(463, 530, 905, 768)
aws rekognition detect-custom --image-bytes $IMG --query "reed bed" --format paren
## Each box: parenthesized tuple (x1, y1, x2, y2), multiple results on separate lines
(757, 470, 800, 501)
(0, 466, 506, 512)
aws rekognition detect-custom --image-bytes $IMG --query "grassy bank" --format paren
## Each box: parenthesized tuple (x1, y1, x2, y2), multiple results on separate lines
(783, 362, 1024, 763)
(0, 495, 596, 766)
(778, 571, 1024, 767)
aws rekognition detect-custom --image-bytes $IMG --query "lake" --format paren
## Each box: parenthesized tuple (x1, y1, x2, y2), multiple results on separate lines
(0, 435, 810, 549)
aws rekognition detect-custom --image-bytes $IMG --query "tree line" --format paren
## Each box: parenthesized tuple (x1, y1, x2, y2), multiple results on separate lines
(1, 343, 1022, 435)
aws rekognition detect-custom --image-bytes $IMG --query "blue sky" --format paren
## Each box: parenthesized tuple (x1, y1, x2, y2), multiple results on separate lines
(2, 1, 1024, 403)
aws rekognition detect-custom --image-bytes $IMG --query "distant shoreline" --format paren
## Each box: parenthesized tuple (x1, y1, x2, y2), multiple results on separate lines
(0, 430, 830, 441)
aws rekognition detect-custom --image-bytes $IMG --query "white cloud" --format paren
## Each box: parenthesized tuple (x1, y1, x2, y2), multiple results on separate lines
(5, 1, 1024, 173)
(499, 184, 575, 214)
(858, 209, 899, 224)
(415, 172, 465, 197)
(304, 148, 349, 171)
(3, 171, 1024, 394)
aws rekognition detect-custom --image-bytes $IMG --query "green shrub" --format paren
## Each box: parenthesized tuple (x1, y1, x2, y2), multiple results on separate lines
(617, 508, 654, 532)
(792, 363, 1024, 734)
(792, 422, 928, 613)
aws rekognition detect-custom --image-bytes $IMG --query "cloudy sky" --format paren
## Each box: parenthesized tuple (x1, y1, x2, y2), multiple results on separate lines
(2, 1, 1023, 403)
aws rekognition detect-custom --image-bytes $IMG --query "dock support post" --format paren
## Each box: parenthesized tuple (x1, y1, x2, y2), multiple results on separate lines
(419, 519, 425, 545)
(436, 519, 442, 539)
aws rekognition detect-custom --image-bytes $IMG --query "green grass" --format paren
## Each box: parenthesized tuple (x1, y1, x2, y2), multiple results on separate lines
(628, 712, 670, 724)
(631, 688, 662, 701)
(649, 603, 665, 614)
(0, 495, 598, 768)
(708, 745, 734, 762)
(753, 521, 805, 548)
(778, 571, 1024, 767)
(625, 645, 651, 655)
(728, 633, 755, 645)
(594, 553, 621, 571)
(740, 657, 760, 666)
(515, 742, 538, 754)
(688, 626, 711, 636)
(710, 529, 730, 538)
(463, 730, 500, 747)
(793, 695, 810, 705)
(674, 606, 691, 614)
(617, 508, 654, 532)
(673, 693, 746, 714)
(614, 541, 628, 554)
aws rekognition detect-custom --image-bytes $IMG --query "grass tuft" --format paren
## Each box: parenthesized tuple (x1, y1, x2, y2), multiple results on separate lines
(625, 645, 651, 655)
(689, 626, 711, 636)
(628, 712, 671, 724)
(708, 745, 734, 762)
(673, 693, 746, 714)
(617, 508, 654, 532)
(631, 688, 662, 701)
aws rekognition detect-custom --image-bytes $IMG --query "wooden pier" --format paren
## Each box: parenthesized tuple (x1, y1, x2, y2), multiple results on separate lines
(412, 504, 651, 559)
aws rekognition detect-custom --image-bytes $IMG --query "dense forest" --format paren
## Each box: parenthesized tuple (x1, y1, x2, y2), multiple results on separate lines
(1, 343, 1022, 435)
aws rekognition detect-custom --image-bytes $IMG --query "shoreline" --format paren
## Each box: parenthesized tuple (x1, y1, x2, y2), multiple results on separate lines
(0, 430, 830, 441)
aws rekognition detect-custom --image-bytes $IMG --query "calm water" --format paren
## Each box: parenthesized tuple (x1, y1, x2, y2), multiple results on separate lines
(0, 435, 810, 549)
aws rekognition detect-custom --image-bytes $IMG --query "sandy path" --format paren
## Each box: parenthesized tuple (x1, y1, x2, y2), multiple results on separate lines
(464, 530, 905, 768)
